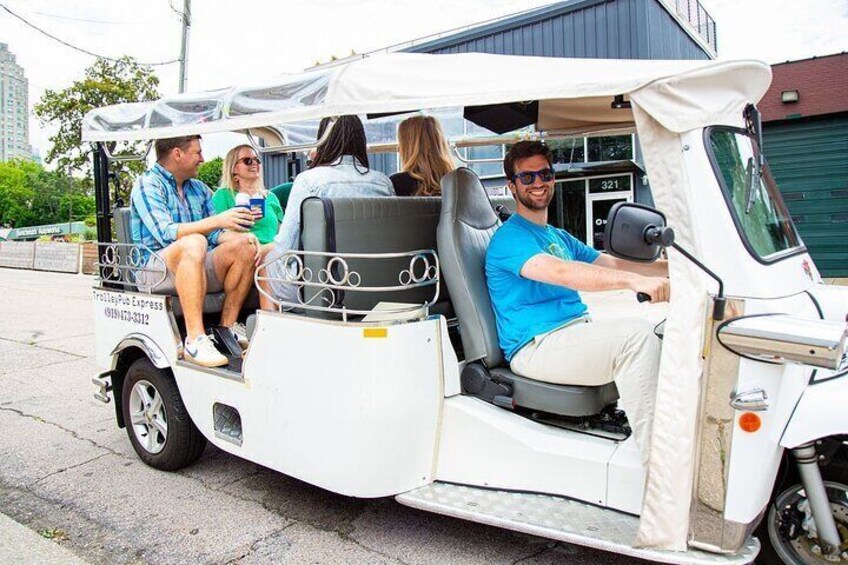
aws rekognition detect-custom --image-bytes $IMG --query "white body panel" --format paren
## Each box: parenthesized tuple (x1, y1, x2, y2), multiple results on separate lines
(808, 283, 848, 322)
(606, 438, 648, 513)
(781, 375, 848, 449)
(175, 312, 446, 498)
(92, 289, 179, 369)
(721, 295, 819, 524)
(435, 395, 645, 514)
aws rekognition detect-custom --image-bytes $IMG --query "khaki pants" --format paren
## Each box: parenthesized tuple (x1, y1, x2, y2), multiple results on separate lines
(510, 317, 661, 464)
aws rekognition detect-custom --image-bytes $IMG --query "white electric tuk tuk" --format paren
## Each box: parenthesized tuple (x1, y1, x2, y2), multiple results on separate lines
(84, 53, 848, 564)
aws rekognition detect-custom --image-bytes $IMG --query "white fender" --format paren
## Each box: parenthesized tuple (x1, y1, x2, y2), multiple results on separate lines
(110, 332, 171, 370)
(780, 375, 848, 448)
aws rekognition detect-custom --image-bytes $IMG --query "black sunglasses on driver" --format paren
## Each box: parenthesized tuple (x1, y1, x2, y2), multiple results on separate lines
(511, 168, 554, 185)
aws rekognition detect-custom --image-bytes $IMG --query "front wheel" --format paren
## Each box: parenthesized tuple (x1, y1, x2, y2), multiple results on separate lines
(121, 357, 206, 470)
(759, 481, 848, 564)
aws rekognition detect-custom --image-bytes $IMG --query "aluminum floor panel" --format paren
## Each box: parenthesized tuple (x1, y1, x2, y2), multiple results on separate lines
(395, 482, 758, 564)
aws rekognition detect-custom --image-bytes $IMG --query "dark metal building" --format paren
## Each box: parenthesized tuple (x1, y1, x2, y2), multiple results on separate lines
(403, 0, 714, 59)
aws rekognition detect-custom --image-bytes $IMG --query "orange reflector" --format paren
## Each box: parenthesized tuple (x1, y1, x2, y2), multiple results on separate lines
(363, 328, 388, 339)
(739, 412, 761, 433)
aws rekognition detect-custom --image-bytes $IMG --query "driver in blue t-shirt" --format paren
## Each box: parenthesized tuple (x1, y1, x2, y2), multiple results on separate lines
(485, 141, 669, 464)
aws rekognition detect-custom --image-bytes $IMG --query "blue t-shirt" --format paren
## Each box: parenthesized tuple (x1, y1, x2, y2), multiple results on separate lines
(485, 214, 600, 361)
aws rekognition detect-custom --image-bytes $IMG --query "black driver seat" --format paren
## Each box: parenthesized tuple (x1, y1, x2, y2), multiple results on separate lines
(437, 168, 618, 417)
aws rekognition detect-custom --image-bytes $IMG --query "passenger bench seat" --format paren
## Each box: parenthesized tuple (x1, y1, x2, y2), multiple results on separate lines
(112, 207, 255, 316)
(299, 196, 451, 318)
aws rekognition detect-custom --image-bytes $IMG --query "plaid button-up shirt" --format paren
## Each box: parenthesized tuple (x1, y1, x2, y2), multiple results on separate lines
(130, 163, 221, 264)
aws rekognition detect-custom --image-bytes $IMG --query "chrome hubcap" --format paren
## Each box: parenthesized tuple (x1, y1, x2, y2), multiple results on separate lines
(129, 379, 168, 454)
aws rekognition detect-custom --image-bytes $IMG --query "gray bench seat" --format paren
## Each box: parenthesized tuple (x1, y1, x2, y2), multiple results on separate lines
(112, 207, 257, 317)
(298, 194, 517, 320)
(299, 196, 449, 318)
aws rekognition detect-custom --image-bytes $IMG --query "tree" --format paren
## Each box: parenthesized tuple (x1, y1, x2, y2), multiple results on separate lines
(33, 57, 160, 198)
(0, 160, 93, 228)
(0, 160, 36, 227)
(197, 157, 223, 189)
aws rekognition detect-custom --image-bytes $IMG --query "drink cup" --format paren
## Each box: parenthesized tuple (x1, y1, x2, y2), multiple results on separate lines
(249, 197, 265, 219)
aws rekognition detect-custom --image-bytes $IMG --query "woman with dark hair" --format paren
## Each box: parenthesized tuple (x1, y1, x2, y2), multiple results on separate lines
(262, 115, 394, 307)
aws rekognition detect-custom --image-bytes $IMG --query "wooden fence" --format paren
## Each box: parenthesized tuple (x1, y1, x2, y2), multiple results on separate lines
(0, 241, 98, 275)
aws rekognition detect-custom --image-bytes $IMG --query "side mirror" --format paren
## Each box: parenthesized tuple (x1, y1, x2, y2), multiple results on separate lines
(604, 202, 675, 262)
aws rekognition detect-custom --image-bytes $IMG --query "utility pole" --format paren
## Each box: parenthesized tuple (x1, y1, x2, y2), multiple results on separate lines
(178, 0, 192, 93)
(67, 166, 73, 237)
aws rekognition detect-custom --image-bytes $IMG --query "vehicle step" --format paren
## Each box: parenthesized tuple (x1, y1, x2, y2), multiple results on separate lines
(92, 372, 112, 404)
(395, 482, 758, 564)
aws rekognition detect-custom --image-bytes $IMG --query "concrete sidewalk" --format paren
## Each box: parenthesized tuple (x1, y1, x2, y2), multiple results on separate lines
(0, 512, 89, 565)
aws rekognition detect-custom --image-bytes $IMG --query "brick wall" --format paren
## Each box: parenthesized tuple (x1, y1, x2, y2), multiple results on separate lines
(760, 52, 848, 122)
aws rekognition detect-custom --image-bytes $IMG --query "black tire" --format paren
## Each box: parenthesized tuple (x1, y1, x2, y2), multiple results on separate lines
(121, 357, 206, 471)
(755, 479, 848, 564)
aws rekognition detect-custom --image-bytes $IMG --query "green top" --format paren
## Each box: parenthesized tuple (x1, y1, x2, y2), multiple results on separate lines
(211, 189, 284, 244)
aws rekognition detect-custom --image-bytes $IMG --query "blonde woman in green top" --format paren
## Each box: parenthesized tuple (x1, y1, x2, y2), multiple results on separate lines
(213, 144, 284, 255)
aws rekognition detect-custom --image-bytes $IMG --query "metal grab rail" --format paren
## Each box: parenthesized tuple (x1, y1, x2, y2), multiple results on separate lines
(97, 141, 153, 162)
(246, 117, 337, 155)
(256, 248, 440, 322)
(95, 242, 167, 290)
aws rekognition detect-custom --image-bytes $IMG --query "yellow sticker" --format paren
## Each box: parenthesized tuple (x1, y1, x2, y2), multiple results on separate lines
(363, 328, 388, 339)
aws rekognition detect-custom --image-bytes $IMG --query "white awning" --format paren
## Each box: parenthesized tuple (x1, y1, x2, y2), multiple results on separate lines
(82, 52, 771, 143)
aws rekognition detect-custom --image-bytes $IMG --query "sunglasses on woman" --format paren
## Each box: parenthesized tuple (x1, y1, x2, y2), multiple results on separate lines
(511, 168, 554, 185)
(237, 157, 262, 166)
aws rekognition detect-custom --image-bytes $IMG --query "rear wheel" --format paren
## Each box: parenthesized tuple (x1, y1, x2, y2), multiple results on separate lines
(122, 357, 206, 470)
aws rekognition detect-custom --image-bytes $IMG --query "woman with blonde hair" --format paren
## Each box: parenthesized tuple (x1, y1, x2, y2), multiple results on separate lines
(213, 144, 284, 312)
(213, 144, 284, 257)
(391, 115, 455, 197)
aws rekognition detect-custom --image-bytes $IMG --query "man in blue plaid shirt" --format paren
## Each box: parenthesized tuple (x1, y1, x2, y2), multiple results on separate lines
(131, 135, 258, 367)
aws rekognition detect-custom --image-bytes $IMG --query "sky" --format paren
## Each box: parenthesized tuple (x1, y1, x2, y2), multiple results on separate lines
(1, 0, 846, 165)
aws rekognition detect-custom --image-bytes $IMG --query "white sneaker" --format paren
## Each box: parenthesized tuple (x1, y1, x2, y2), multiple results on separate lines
(184, 334, 228, 368)
(229, 323, 249, 349)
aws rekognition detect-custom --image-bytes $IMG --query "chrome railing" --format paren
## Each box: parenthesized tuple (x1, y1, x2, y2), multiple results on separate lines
(95, 242, 167, 290)
(257, 249, 440, 322)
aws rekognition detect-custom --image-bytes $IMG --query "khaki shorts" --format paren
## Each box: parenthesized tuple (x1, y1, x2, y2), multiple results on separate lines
(136, 247, 223, 295)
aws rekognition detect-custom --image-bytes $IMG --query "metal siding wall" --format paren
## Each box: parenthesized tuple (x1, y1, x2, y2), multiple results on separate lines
(643, 0, 709, 60)
(764, 114, 848, 277)
(262, 153, 291, 188)
(370, 153, 398, 178)
(413, 0, 708, 60)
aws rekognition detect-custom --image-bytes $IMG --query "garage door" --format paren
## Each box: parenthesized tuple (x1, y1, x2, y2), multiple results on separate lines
(763, 114, 848, 277)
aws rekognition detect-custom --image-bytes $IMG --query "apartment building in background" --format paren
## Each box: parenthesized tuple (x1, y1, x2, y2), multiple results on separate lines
(0, 42, 32, 161)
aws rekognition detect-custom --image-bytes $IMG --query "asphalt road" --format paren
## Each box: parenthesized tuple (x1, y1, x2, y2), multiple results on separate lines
(0, 268, 652, 565)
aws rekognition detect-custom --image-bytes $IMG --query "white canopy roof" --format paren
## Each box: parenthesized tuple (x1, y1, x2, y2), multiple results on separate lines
(82, 52, 771, 143)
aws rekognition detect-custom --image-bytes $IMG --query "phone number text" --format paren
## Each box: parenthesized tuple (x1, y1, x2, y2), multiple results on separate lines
(104, 307, 150, 325)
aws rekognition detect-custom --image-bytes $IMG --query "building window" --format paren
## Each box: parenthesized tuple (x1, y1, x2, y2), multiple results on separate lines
(587, 135, 634, 162)
(548, 138, 585, 164)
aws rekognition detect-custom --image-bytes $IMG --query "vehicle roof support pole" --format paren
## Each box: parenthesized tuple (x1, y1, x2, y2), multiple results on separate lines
(93, 142, 112, 245)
